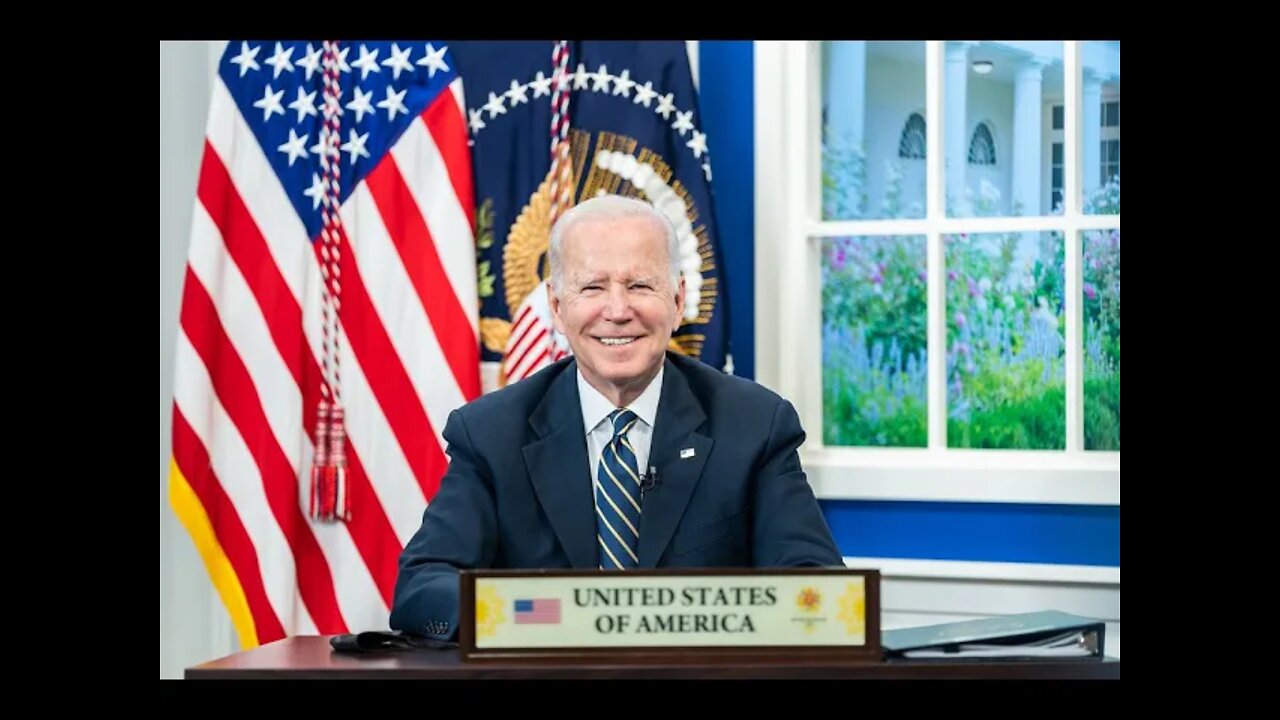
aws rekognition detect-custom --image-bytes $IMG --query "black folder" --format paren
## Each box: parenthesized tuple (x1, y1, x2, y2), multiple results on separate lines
(882, 610, 1107, 660)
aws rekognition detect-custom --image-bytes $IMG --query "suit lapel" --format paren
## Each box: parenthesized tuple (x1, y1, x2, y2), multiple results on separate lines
(637, 357, 712, 568)
(522, 363, 597, 569)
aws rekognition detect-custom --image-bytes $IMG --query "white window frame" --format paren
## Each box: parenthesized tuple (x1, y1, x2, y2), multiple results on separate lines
(754, 41, 1120, 506)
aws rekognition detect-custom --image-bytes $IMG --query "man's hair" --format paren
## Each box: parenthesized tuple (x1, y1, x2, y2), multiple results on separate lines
(547, 194, 680, 294)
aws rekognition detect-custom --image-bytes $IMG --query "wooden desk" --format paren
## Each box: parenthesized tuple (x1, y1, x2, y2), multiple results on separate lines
(188, 636, 1120, 679)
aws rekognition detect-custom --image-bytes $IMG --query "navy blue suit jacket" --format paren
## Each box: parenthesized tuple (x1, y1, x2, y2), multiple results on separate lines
(389, 352, 842, 639)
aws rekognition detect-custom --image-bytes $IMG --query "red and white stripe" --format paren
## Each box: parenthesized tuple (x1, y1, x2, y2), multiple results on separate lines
(170, 66, 480, 646)
(502, 280, 570, 384)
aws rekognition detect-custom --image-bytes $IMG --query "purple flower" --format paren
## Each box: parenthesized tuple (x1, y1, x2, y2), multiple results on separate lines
(1083, 283, 1097, 301)
(955, 312, 967, 328)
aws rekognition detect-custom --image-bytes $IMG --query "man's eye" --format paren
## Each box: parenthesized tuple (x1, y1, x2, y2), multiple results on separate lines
(582, 285, 602, 291)
(632, 283, 653, 291)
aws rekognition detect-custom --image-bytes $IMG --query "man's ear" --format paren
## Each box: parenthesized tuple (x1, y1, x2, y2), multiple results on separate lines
(673, 274, 686, 331)
(548, 281, 566, 335)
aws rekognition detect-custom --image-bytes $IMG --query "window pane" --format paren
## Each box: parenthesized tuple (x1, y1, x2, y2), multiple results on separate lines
(1052, 105, 1063, 131)
(821, 41, 926, 220)
(1103, 101, 1119, 127)
(946, 231, 1064, 449)
(945, 41, 1063, 218)
(1052, 143, 1062, 164)
(822, 235, 928, 447)
(1083, 229, 1120, 451)
(1082, 41, 1120, 215)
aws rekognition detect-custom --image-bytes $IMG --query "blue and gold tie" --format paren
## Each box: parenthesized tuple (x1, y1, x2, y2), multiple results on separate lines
(596, 408, 642, 570)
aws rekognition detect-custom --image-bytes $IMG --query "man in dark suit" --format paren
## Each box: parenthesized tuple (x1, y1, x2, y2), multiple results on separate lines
(391, 195, 841, 640)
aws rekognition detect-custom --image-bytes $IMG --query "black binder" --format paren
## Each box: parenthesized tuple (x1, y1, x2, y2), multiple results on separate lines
(882, 610, 1107, 660)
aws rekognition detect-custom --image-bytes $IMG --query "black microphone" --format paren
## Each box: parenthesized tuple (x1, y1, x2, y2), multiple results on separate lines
(641, 465, 660, 492)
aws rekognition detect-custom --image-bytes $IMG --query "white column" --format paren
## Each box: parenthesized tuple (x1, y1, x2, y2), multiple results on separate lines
(1081, 68, 1103, 201)
(945, 42, 976, 213)
(1013, 58, 1049, 216)
(825, 42, 866, 151)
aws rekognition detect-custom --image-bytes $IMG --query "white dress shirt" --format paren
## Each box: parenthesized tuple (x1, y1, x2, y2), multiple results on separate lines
(578, 366, 664, 498)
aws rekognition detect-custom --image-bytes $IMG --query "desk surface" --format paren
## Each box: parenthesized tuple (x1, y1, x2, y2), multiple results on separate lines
(188, 636, 1120, 679)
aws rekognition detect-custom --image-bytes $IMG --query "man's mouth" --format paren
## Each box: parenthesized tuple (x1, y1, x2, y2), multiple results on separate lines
(596, 336, 639, 347)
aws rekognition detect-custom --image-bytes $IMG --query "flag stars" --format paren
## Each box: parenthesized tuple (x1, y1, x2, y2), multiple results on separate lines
(572, 63, 591, 90)
(265, 42, 295, 78)
(686, 130, 708, 159)
(310, 133, 333, 160)
(529, 71, 553, 98)
(341, 129, 371, 164)
(672, 110, 694, 136)
(288, 86, 318, 123)
(483, 91, 508, 119)
(417, 43, 449, 77)
(253, 84, 286, 122)
(633, 81, 657, 108)
(591, 64, 612, 93)
(334, 46, 352, 74)
(277, 128, 309, 166)
(655, 93, 676, 120)
(304, 172, 325, 209)
(612, 69, 635, 98)
(230, 41, 261, 77)
(298, 43, 323, 80)
(377, 85, 409, 121)
(352, 44, 381, 80)
(463, 64, 713, 181)
(347, 87, 375, 123)
(382, 43, 414, 80)
(506, 79, 529, 106)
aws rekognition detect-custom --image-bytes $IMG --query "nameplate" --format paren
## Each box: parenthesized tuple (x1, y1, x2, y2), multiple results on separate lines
(459, 568, 880, 661)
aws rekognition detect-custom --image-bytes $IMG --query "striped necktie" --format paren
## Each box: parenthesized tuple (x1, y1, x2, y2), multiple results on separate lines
(596, 408, 642, 570)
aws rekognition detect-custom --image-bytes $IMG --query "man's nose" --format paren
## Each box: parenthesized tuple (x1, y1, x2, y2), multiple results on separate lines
(601, 285, 633, 320)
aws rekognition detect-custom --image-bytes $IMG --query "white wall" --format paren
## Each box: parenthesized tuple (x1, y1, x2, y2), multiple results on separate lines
(963, 75, 1015, 212)
(864, 54, 926, 216)
(160, 40, 236, 680)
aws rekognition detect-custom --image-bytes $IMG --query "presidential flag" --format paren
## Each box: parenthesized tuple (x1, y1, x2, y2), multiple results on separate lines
(448, 41, 730, 389)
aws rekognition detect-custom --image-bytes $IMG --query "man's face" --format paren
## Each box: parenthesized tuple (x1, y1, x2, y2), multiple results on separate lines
(549, 214, 685, 401)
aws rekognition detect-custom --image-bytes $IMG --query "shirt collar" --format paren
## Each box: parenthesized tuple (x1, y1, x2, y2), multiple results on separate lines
(578, 364, 664, 435)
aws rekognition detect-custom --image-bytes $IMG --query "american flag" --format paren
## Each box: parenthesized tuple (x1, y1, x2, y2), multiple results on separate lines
(168, 40, 480, 648)
(514, 598, 562, 624)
